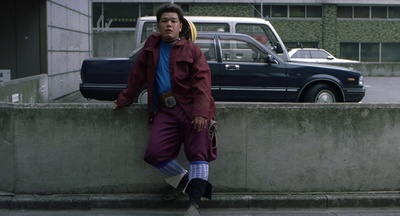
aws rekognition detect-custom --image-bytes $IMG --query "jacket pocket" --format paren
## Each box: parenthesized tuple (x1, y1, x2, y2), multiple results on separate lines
(175, 56, 193, 79)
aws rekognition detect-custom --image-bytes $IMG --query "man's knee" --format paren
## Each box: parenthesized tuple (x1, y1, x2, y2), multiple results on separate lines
(144, 150, 160, 166)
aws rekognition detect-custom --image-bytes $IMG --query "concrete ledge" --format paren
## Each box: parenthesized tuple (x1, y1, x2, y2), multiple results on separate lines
(3, 103, 400, 201)
(2, 192, 400, 210)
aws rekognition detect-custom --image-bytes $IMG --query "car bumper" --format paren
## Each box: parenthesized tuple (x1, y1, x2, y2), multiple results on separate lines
(79, 83, 126, 101)
(344, 87, 366, 102)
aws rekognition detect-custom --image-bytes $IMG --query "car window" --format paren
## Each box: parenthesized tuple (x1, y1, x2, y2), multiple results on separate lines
(294, 50, 311, 59)
(141, 22, 229, 44)
(311, 50, 329, 59)
(235, 23, 279, 51)
(195, 23, 229, 32)
(220, 38, 267, 62)
(141, 22, 158, 44)
(195, 38, 217, 61)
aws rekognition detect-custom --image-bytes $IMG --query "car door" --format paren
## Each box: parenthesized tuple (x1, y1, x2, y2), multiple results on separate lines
(194, 36, 222, 100)
(217, 35, 288, 102)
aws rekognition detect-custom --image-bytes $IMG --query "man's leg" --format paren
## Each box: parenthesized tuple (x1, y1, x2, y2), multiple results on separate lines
(156, 159, 189, 200)
(184, 161, 212, 216)
(144, 107, 188, 200)
(181, 123, 215, 215)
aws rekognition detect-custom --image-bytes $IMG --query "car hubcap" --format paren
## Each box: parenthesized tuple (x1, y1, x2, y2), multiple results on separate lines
(138, 91, 148, 104)
(315, 91, 335, 103)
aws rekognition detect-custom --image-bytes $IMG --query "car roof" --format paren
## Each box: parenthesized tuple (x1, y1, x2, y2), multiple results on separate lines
(288, 48, 329, 54)
(137, 16, 271, 24)
(290, 48, 327, 51)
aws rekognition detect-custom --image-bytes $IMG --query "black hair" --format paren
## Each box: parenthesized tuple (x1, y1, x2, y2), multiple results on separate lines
(156, 3, 184, 23)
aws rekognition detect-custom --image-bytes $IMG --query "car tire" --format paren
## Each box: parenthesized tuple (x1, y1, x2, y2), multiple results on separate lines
(304, 83, 339, 103)
(136, 88, 148, 104)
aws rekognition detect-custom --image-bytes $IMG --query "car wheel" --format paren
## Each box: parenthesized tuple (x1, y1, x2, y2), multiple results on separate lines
(304, 83, 338, 103)
(136, 89, 148, 104)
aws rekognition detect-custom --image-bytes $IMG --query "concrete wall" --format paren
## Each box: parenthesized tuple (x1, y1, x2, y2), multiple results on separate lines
(93, 31, 135, 57)
(0, 74, 48, 103)
(1, 103, 400, 195)
(331, 63, 400, 77)
(46, 0, 92, 100)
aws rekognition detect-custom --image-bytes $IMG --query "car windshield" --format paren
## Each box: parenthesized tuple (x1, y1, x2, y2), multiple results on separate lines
(235, 23, 280, 53)
(310, 50, 330, 59)
(141, 22, 229, 44)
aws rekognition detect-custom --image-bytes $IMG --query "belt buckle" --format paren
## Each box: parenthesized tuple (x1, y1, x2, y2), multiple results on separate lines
(164, 96, 176, 108)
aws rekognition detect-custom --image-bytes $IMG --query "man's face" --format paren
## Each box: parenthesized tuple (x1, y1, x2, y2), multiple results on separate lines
(157, 12, 182, 42)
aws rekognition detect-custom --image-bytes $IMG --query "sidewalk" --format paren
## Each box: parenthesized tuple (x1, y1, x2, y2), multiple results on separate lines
(3, 208, 400, 216)
(2, 192, 400, 215)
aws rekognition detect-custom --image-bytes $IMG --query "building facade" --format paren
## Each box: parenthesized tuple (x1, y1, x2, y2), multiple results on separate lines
(93, 0, 400, 62)
(0, 0, 91, 102)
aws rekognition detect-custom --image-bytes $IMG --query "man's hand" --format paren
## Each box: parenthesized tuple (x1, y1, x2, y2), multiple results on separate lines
(192, 117, 208, 131)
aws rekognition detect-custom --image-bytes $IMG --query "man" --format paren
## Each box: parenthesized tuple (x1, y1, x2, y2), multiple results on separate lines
(114, 3, 217, 216)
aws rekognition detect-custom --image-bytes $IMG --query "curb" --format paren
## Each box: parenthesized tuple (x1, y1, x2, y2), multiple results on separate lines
(1, 192, 400, 210)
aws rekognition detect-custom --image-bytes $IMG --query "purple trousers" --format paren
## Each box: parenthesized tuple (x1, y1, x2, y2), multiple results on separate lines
(144, 104, 217, 166)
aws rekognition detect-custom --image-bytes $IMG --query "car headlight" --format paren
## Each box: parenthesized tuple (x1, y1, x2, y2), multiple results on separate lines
(358, 75, 363, 86)
(347, 76, 363, 86)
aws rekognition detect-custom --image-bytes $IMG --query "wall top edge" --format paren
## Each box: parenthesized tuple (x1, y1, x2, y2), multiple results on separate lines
(1, 102, 400, 109)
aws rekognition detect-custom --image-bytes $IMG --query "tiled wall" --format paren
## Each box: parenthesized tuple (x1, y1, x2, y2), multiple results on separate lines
(47, 0, 92, 100)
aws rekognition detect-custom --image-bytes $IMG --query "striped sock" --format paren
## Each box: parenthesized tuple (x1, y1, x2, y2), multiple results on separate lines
(156, 159, 187, 177)
(189, 161, 209, 181)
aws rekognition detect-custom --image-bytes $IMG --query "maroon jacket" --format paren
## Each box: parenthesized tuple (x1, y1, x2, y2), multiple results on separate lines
(114, 32, 215, 123)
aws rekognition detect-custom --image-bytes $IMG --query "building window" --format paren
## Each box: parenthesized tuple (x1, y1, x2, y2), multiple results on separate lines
(254, 5, 270, 17)
(93, 3, 155, 31)
(272, 5, 287, 18)
(140, 4, 153, 17)
(340, 43, 359, 61)
(389, 7, 400, 19)
(361, 43, 379, 62)
(340, 42, 400, 62)
(354, 6, 369, 19)
(307, 6, 322, 18)
(255, 4, 321, 19)
(290, 5, 305, 18)
(382, 43, 400, 62)
(371, 7, 387, 19)
(180, 4, 189, 14)
(337, 6, 352, 18)
(338, 6, 400, 20)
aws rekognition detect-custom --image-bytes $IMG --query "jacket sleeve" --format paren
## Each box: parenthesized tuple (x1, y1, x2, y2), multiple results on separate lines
(114, 50, 147, 109)
(190, 44, 213, 119)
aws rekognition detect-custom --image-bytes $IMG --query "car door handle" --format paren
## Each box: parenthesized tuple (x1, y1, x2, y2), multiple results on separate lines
(225, 65, 240, 70)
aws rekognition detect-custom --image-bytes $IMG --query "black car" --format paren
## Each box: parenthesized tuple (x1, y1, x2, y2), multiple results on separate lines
(80, 32, 365, 103)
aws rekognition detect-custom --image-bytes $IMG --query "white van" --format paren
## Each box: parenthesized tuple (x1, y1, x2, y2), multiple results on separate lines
(133, 16, 290, 60)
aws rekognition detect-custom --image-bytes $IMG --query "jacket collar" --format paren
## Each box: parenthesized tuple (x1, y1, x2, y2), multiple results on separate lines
(144, 32, 186, 51)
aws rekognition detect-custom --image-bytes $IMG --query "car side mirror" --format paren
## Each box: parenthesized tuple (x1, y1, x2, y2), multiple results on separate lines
(265, 54, 277, 65)
(327, 55, 334, 60)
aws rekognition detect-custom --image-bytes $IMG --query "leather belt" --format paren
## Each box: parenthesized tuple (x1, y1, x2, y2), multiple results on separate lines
(159, 91, 177, 108)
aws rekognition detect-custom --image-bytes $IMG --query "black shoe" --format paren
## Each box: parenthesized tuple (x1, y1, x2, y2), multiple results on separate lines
(162, 173, 188, 201)
(163, 187, 185, 201)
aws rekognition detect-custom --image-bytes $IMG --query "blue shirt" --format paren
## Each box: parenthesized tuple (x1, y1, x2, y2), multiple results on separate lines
(156, 41, 173, 96)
